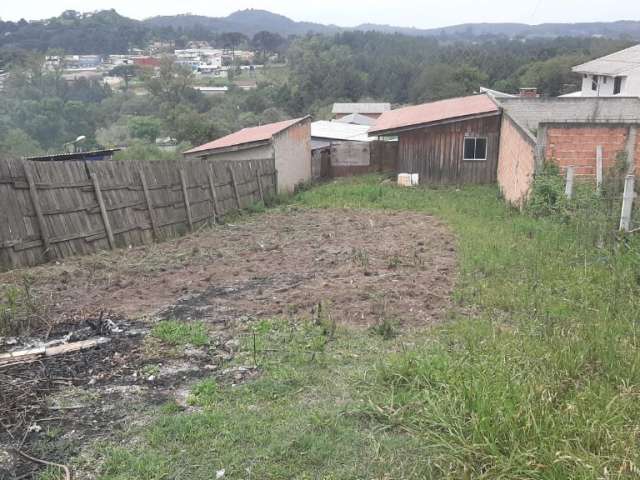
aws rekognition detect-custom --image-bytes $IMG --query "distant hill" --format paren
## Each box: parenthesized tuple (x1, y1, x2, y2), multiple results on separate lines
(144, 9, 341, 37)
(145, 9, 640, 40)
(1, 8, 639, 56)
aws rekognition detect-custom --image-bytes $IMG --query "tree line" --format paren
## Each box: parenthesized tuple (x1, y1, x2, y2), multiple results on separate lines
(0, 27, 633, 160)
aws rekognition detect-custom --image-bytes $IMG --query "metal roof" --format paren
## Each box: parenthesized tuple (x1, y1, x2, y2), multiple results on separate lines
(332, 103, 391, 115)
(333, 113, 376, 126)
(25, 149, 121, 162)
(498, 97, 640, 140)
(369, 94, 500, 135)
(311, 121, 372, 142)
(184, 117, 308, 155)
(572, 44, 640, 76)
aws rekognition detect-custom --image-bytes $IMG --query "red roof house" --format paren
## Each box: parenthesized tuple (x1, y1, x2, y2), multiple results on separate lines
(184, 117, 311, 193)
(370, 94, 502, 184)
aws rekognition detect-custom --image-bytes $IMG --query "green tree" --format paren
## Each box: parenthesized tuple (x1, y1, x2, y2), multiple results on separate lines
(409, 64, 489, 103)
(128, 116, 162, 143)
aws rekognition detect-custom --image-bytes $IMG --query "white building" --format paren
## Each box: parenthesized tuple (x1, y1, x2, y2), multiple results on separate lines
(175, 49, 223, 70)
(570, 44, 640, 98)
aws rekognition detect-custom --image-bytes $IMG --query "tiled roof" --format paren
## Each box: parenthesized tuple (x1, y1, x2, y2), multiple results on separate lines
(573, 44, 640, 76)
(498, 97, 640, 139)
(332, 103, 391, 115)
(369, 94, 499, 135)
(184, 117, 306, 154)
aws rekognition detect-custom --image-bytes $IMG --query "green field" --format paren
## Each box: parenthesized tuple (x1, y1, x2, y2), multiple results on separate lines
(95, 176, 640, 479)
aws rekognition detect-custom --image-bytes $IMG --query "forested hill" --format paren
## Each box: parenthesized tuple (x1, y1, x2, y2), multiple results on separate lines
(1, 8, 640, 56)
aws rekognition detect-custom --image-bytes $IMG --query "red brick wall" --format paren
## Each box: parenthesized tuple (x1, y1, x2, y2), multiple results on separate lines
(545, 126, 635, 177)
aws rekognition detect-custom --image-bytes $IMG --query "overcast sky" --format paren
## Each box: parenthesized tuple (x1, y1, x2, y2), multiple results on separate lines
(2, 0, 640, 28)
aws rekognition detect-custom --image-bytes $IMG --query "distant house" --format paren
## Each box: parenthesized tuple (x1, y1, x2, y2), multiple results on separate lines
(184, 117, 311, 193)
(332, 103, 391, 120)
(369, 94, 502, 185)
(310, 121, 378, 179)
(496, 97, 640, 205)
(333, 113, 377, 126)
(569, 44, 640, 98)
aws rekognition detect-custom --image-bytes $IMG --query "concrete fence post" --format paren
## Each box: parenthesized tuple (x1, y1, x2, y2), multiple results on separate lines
(565, 166, 575, 199)
(596, 146, 603, 193)
(620, 175, 636, 232)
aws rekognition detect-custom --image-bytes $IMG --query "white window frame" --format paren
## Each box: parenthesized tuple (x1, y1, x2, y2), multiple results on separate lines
(463, 137, 488, 161)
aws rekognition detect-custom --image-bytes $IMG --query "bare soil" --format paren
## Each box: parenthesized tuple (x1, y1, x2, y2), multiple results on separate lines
(0, 208, 456, 479)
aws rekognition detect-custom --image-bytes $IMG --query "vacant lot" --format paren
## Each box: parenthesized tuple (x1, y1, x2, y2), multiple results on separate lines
(2, 175, 640, 480)
(1, 204, 455, 478)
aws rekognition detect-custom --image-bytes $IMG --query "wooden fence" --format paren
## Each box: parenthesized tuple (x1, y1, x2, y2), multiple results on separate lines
(0, 157, 276, 271)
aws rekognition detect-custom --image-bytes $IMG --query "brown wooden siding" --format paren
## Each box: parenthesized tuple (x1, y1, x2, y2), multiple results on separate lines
(397, 115, 501, 185)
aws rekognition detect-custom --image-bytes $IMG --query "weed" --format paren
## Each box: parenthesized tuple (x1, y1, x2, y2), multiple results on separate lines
(151, 320, 209, 347)
(351, 248, 370, 270)
(187, 378, 219, 406)
(386, 253, 402, 269)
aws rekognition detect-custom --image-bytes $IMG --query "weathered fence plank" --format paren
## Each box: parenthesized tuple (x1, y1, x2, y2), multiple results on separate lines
(90, 173, 115, 250)
(207, 165, 219, 224)
(139, 169, 160, 240)
(23, 163, 52, 260)
(229, 165, 241, 210)
(179, 168, 194, 232)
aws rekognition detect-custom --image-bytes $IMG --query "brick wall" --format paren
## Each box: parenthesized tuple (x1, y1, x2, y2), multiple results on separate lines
(545, 125, 638, 177)
(497, 116, 536, 206)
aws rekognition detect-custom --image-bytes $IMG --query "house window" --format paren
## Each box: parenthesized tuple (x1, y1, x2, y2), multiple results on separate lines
(463, 137, 487, 161)
(614, 76, 623, 95)
(592, 75, 599, 91)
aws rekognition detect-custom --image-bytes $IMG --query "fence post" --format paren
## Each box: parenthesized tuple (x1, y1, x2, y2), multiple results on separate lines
(620, 174, 635, 232)
(179, 168, 194, 232)
(206, 165, 219, 224)
(23, 162, 52, 260)
(256, 168, 265, 204)
(139, 169, 159, 241)
(228, 165, 241, 210)
(90, 172, 115, 250)
(596, 146, 603, 193)
(565, 166, 575, 199)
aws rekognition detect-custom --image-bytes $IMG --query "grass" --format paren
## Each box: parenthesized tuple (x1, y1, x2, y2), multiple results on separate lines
(151, 320, 210, 347)
(96, 175, 640, 479)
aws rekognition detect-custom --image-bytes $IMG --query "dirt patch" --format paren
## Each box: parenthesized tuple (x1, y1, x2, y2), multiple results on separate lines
(1, 208, 456, 331)
(0, 208, 456, 478)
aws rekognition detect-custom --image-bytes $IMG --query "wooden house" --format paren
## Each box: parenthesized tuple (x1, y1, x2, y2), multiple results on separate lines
(369, 94, 502, 185)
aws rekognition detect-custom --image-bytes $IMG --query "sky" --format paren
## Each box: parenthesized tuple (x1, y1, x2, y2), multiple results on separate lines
(2, 0, 640, 28)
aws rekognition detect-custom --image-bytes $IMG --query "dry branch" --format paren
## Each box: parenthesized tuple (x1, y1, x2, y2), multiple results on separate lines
(0, 338, 110, 368)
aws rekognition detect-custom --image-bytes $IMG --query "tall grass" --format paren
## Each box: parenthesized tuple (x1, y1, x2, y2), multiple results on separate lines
(296, 176, 640, 478)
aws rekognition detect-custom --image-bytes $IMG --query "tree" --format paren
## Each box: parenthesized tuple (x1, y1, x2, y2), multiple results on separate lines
(128, 116, 162, 143)
(518, 55, 584, 96)
(409, 64, 488, 103)
(143, 57, 197, 108)
(0, 128, 42, 159)
(252, 31, 285, 62)
(109, 64, 139, 90)
(219, 32, 249, 60)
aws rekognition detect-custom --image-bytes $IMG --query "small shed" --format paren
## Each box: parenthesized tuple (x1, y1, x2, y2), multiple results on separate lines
(369, 94, 502, 184)
(184, 117, 311, 193)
